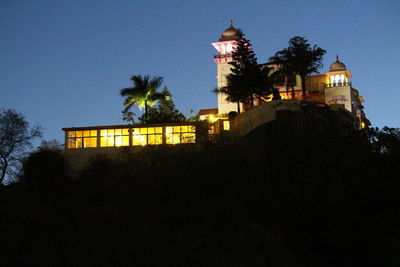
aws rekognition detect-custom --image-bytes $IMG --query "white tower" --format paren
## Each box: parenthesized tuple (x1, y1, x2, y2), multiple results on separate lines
(212, 21, 243, 115)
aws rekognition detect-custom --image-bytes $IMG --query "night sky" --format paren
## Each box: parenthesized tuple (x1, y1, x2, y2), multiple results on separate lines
(1, 0, 399, 144)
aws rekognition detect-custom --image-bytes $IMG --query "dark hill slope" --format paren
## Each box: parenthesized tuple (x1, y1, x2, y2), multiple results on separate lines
(1, 110, 399, 266)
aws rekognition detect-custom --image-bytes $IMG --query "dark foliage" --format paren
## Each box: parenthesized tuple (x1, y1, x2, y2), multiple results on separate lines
(217, 32, 274, 109)
(269, 36, 327, 100)
(368, 126, 400, 154)
(138, 87, 186, 124)
(20, 144, 70, 198)
(120, 75, 167, 124)
(1, 112, 399, 266)
(0, 108, 42, 184)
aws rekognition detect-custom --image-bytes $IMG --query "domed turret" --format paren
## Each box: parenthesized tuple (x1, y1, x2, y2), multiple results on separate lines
(219, 20, 242, 42)
(329, 55, 346, 71)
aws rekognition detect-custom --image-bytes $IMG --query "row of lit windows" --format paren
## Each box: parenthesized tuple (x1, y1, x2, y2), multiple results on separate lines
(330, 74, 347, 85)
(66, 125, 196, 149)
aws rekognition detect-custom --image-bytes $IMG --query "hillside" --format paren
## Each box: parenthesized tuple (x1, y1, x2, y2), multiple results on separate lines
(1, 111, 399, 266)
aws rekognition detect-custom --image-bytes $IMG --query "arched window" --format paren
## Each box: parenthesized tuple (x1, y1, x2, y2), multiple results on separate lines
(330, 75, 335, 86)
(340, 74, 345, 85)
(335, 75, 340, 85)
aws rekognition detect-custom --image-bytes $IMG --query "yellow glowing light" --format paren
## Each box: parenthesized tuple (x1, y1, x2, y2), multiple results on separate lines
(223, 120, 230, 131)
(67, 125, 196, 149)
(166, 127, 173, 134)
(208, 115, 218, 123)
(115, 136, 122, 147)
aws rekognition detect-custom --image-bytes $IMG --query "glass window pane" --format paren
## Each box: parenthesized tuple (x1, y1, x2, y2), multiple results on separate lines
(100, 130, 107, 136)
(223, 121, 230, 131)
(148, 135, 156, 145)
(84, 137, 97, 148)
(83, 130, 90, 137)
(181, 125, 188, 132)
(115, 136, 123, 147)
(76, 138, 83, 148)
(166, 133, 172, 144)
(122, 128, 129, 135)
(107, 136, 114, 146)
(182, 133, 195, 143)
(107, 129, 114, 136)
(189, 125, 195, 132)
(165, 126, 173, 134)
(90, 130, 97, 137)
(100, 137, 107, 147)
(172, 133, 180, 144)
(132, 134, 146, 146)
(155, 127, 162, 134)
(147, 127, 154, 134)
(122, 136, 129, 146)
(148, 134, 162, 145)
(90, 137, 97, 147)
(68, 131, 76, 138)
(166, 133, 180, 144)
(139, 128, 147, 134)
(173, 126, 181, 133)
(115, 129, 122, 135)
(156, 134, 162, 144)
(76, 131, 82, 138)
(132, 128, 139, 134)
(68, 138, 76, 149)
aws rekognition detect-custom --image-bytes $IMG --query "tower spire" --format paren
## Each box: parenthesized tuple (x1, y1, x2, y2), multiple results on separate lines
(230, 19, 233, 26)
(336, 54, 339, 61)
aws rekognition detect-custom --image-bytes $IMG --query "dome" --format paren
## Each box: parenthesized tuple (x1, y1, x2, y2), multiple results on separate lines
(219, 20, 242, 42)
(329, 55, 346, 71)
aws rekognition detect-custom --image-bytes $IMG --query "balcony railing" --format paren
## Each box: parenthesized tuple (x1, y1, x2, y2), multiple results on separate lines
(214, 53, 232, 59)
(325, 81, 352, 88)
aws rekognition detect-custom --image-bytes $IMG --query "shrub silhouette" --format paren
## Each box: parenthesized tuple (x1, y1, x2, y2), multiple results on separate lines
(21, 146, 68, 198)
(1, 111, 400, 266)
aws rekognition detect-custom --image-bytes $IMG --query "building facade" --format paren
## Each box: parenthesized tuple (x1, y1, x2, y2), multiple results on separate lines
(63, 123, 196, 149)
(200, 22, 368, 129)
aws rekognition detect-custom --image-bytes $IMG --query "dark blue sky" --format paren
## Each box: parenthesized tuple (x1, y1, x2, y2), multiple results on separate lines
(1, 0, 399, 143)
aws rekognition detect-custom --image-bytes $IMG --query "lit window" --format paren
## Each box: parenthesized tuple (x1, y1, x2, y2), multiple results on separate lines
(132, 128, 147, 146)
(67, 130, 98, 149)
(181, 133, 195, 143)
(66, 125, 195, 148)
(147, 127, 163, 145)
(100, 128, 129, 147)
(335, 75, 340, 85)
(223, 120, 230, 131)
(84, 137, 97, 148)
(148, 134, 162, 145)
(166, 125, 196, 144)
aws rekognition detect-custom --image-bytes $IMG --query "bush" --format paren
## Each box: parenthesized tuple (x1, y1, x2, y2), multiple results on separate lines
(21, 146, 68, 198)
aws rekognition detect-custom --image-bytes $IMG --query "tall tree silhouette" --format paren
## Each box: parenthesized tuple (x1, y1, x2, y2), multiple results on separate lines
(120, 75, 167, 124)
(217, 31, 273, 110)
(269, 36, 326, 101)
(0, 108, 42, 183)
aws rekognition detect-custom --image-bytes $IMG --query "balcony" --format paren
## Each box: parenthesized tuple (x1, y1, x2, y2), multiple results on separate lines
(214, 53, 232, 59)
(325, 81, 352, 88)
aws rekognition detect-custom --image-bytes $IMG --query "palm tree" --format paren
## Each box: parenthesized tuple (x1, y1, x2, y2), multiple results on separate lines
(269, 36, 326, 101)
(120, 75, 167, 124)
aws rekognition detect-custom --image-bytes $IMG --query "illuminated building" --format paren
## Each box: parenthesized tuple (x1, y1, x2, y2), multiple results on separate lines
(62, 123, 197, 173)
(211, 20, 244, 115)
(199, 22, 369, 129)
(63, 123, 196, 149)
(63, 23, 368, 151)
